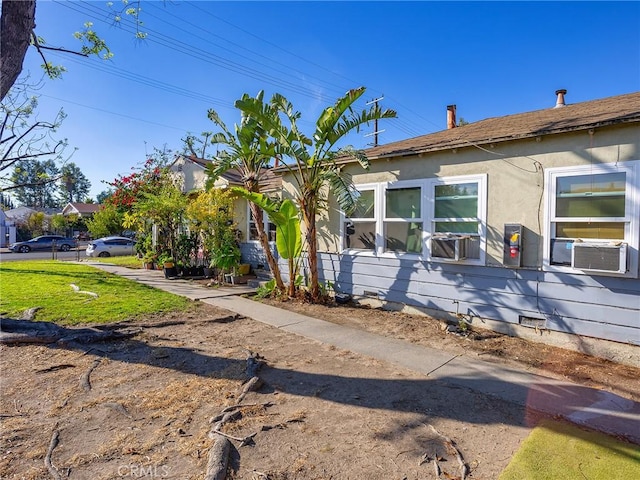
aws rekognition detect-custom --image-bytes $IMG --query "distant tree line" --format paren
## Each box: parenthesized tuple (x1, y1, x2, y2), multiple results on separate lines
(0, 192, 15, 209)
(9, 160, 92, 208)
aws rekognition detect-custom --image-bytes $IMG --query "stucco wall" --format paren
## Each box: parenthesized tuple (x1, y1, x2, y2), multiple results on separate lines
(272, 123, 640, 348)
(310, 124, 639, 268)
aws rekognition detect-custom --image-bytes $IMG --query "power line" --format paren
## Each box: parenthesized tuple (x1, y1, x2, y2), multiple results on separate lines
(47, 52, 232, 109)
(61, 1, 340, 103)
(40, 93, 195, 133)
(49, 0, 431, 142)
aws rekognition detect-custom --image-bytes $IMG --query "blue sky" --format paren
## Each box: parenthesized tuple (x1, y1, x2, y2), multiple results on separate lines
(16, 1, 640, 201)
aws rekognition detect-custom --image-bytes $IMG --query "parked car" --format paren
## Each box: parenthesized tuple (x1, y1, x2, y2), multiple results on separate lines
(86, 236, 136, 257)
(74, 232, 91, 241)
(8, 235, 77, 253)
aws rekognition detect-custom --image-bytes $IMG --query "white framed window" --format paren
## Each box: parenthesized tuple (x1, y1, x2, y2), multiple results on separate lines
(247, 205, 276, 243)
(543, 161, 639, 277)
(343, 181, 424, 255)
(383, 181, 424, 254)
(343, 175, 486, 263)
(344, 184, 377, 251)
(427, 174, 487, 264)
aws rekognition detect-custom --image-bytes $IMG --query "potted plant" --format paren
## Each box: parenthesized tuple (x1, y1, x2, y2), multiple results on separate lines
(211, 229, 241, 284)
(175, 233, 195, 277)
(163, 257, 178, 278)
(201, 235, 215, 278)
(142, 251, 157, 269)
(163, 257, 175, 268)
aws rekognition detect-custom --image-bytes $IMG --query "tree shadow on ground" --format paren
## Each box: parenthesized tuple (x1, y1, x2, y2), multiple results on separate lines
(2, 316, 638, 452)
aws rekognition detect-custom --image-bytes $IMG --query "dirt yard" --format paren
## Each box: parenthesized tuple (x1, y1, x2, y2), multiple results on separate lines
(261, 297, 640, 403)
(1, 296, 638, 480)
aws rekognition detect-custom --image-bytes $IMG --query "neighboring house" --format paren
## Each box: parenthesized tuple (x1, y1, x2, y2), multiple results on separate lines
(4, 206, 38, 224)
(4, 206, 60, 241)
(277, 90, 640, 355)
(169, 155, 212, 193)
(61, 202, 101, 218)
(0, 209, 16, 247)
(170, 155, 282, 267)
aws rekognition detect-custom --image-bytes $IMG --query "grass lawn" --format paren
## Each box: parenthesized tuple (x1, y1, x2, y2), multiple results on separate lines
(0, 260, 191, 324)
(84, 255, 144, 269)
(499, 419, 640, 480)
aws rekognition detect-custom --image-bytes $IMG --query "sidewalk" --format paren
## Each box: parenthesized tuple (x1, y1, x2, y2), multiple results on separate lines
(90, 262, 640, 444)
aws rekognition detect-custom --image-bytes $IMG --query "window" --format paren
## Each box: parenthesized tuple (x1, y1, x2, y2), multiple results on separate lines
(343, 175, 486, 263)
(428, 175, 486, 263)
(384, 185, 422, 254)
(544, 161, 639, 276)
(105, 239, 129, 246)
(555, 172, 626, 240)
(344, 187, 376, 251)
(248, 206, 276, 242)
(343, 181, 423, 254)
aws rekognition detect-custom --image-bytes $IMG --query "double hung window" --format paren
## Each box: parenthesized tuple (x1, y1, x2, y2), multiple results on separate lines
(429, 175, 486, 263)
(384, 185, 423, 254)
(248, 207, 276, 242)
(344, 187, 376, 251)
(544, 161, 639, 276)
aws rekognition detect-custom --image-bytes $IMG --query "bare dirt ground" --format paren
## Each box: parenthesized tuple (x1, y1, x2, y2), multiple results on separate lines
(1, 296, 638, 480)
(260, 297, 640, 403)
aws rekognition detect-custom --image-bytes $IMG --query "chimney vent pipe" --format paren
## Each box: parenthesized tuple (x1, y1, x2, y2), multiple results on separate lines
(447, 105, 457, 129)
(554, 89, 567, 108)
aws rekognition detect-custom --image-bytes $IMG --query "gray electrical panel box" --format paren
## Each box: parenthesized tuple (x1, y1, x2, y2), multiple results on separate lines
(503, 224, 522, 267)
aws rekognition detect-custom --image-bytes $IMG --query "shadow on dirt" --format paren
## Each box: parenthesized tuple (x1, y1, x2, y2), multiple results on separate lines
(2, 317, 639, 452)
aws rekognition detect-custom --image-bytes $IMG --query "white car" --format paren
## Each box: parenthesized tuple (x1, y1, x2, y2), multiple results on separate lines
(86, 236, 136, 257)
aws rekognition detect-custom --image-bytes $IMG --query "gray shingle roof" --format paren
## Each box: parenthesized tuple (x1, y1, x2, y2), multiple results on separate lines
(361, 91, 640, 161)
(67, 203, 101, 214)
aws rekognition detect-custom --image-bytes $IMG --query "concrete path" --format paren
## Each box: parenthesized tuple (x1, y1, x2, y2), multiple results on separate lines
(90, 262, 640, 444)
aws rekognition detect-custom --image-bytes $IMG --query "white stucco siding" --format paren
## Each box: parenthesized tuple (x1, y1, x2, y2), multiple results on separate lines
(233, 197, 248, 242)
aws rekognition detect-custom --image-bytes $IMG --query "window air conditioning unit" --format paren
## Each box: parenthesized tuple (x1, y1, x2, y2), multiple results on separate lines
(431, 236, 469, 261)
(571, 242, 628, 274)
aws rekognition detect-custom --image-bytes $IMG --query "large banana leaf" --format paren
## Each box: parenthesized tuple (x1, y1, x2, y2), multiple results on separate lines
(231, 187, 301, 260)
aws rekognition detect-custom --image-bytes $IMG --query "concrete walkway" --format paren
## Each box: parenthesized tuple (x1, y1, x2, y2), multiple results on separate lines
(90, 262, 640, 444)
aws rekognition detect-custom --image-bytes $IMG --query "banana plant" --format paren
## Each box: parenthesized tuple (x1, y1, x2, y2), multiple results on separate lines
(231, 187, 301, 296)
(236, 87, 397, 301)
(203, 91, 286, 293)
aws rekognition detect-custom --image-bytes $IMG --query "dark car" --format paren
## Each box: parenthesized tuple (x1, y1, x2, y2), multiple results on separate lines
(8, 235, 77, 253)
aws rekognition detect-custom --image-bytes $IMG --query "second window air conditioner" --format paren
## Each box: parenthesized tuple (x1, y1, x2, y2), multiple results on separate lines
(431, 236, 469, 261)
(571, 242, 628, 274)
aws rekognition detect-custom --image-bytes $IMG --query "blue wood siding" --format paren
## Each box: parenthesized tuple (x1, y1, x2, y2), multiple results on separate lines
(240, 242, 278, 270)
(313, 253, 640, 346)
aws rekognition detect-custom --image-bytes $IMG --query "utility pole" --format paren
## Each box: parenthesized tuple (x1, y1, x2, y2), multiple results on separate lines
(365, 96, 385, 147)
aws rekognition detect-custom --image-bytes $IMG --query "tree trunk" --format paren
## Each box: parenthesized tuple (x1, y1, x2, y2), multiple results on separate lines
(303, 204, 320, 302)
(1, 0, 36, 101)
(249, 201, 285, 293)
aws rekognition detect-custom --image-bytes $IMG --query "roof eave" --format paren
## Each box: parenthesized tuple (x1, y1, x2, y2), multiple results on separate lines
(363, 116, 640, 163)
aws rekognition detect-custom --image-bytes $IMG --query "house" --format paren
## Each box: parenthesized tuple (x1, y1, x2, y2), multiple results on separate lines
(169, 155, 212, 193)
(169, 155, 282, 266)
(274, 90, 640, 360)
(0, 209, 16, 247)
(4, 206, 61, 242)
(61, 202, 101, 218)
(4, 206, 38, 224)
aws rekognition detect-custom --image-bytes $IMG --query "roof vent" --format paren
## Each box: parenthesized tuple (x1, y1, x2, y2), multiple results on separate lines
(447, 105, 457, 129)
(554, 89, 567, 108)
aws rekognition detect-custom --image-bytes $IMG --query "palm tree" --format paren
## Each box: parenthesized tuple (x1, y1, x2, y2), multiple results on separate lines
(204, 92, 286, 293)
(237, 87, 397, 302)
